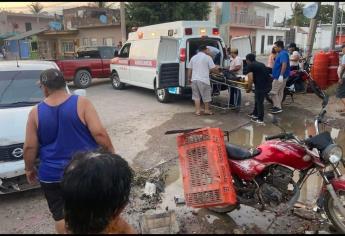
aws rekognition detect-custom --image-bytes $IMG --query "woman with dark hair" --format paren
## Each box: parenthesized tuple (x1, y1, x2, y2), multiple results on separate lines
(267, 46, 276, 74)
(61, 149, 136, 234)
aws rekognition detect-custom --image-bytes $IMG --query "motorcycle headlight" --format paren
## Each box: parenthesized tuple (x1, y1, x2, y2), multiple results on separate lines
(322, 144, 343, 164)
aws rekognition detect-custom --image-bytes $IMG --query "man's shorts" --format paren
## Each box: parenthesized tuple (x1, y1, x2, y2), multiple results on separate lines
(40, 182, 64, 221)
(191, 80, 212, 102)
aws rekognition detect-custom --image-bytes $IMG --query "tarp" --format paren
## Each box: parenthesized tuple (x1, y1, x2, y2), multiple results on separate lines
(5, 28, 48, 41)
(0, 32, 17, 39)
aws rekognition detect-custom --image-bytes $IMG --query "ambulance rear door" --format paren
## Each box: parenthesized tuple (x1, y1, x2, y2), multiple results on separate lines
(156, 36, 180, 94)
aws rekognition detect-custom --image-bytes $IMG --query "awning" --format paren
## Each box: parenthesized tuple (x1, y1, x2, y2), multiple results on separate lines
(5, 27, 48, 41)
(0, 32, 17, 39)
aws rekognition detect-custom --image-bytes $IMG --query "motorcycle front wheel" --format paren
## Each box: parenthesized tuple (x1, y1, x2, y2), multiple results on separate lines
(208, 205, 237, 213)
(324, 190, 345, 233)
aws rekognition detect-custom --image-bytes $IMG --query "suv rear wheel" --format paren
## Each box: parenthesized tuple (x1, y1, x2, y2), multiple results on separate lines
(111, 71, 125, 90)
(74, 69, 92, 88)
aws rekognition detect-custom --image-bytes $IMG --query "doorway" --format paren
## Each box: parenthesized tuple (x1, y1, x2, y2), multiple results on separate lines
(261, 35, 265, 54)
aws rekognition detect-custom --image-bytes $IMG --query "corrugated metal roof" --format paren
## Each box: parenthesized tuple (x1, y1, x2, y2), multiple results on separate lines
(5, 27, 48, 41)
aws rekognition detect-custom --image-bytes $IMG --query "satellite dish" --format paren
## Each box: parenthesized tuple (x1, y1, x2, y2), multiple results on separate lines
(100, 15, 107, 24)
(303, 2, 319, 19)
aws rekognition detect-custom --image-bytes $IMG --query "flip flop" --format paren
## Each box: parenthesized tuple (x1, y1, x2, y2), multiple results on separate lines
(195, 112, 201, 116)
(203, 111, 214, 115)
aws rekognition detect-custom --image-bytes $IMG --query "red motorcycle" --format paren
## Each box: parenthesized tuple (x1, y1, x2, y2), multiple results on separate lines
(167, 94, 345, 232)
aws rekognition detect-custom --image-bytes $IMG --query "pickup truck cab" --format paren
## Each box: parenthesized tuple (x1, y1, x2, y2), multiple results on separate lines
(55, 46, 117, 88)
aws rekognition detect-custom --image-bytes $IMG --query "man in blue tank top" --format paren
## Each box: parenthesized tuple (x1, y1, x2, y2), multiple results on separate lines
(23, 68, 115, 233)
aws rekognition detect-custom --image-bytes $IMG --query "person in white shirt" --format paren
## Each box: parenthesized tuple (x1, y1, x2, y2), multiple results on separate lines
(227, 48, 243, 107)
(229, 48, 243, 75)
(288, 43, 301, 71)
(206, 45, 221, 65)
(187, 44, 220, 115)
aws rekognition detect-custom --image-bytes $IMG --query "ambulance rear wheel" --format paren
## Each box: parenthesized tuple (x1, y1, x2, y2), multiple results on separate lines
(156, 88, 171, 103)
(111, 72, 125, 90)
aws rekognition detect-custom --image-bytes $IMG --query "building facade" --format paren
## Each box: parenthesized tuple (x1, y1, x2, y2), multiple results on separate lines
(0, 11, 54, 36)
(36, 6, 122, 59)
(211, 2, 289, 55)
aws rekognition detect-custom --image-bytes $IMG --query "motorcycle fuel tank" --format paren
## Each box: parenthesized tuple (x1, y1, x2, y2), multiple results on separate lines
(228, 140, 313, 181)
(255, 140, 313, 170)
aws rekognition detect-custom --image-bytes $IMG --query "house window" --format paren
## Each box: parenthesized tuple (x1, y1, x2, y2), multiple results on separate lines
(103, 38, 113, 46)
(25, 22, 32, 32)
(266, 13, 270, 26)
(267, 36, 274, 45)
(31, 41, 38, 52)
(62, 41, 74, 53)
(276, 36, 283, 42)
(82, 38, 89, 46)
(90, 38, 97, 46)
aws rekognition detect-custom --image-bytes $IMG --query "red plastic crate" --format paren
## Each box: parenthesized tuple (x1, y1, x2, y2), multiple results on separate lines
(177, 127, 237, 208)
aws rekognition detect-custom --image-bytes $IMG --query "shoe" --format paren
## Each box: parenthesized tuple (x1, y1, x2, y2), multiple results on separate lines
(271, 107, 283, 114)
(248, 113, 258, 119)
(251, 118, 265, 125)
(269, 106, 277, 111)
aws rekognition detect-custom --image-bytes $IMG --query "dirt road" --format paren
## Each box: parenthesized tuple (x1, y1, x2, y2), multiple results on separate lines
(0, 79, 343, 234)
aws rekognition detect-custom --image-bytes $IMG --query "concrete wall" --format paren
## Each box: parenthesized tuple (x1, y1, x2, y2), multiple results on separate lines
(77, 25, 121, 47)
(295, 26, 332, 50)
(253, 5, 275, 27)
(0, 14, 52, 35)
(256, 28, 286, 55)
(230, 27, 256, 38)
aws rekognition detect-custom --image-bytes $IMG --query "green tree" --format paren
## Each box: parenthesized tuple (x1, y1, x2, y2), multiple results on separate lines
(27, 2, 44, 24)
(125, 2, 211, 30)
(318, 5, 345, 24)
(286, 3, 345, 26)
(27, 2, 44, 14)
(287, 2, 310, 27)
(89, 2, 115, 8)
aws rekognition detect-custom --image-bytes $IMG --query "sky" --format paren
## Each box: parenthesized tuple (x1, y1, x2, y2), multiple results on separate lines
(0, 2, 340, 23)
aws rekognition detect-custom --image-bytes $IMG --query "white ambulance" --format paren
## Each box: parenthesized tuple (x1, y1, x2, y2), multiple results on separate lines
(110, 21, 227, 103)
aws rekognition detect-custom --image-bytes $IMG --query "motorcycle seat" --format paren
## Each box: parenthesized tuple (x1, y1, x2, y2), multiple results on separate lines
(225, 143, 261, 160)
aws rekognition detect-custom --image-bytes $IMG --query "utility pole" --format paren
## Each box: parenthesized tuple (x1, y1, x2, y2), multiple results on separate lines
(340, 4, 344, 45)
(120, 2, 126, 43)
(305, 2, 322, 64)
(330, 2, 339, 50)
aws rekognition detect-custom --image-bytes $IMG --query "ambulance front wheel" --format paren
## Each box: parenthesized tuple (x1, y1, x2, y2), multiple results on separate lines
(111, 72, 125, 90)
(155, 88, 171, 103)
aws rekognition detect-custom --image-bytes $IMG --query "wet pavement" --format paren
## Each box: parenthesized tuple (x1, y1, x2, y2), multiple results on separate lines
(0, 80, 344, 234)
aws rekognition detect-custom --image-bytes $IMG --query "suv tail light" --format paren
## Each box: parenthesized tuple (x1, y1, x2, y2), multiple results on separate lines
(185, 28, 192, 35)
(213, 28, 219, 35)
(180, 48, 186, 62)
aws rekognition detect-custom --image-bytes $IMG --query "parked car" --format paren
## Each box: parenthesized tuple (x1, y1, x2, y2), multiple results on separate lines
(0, 60, 85, 194)
(54, 46, 117, 89)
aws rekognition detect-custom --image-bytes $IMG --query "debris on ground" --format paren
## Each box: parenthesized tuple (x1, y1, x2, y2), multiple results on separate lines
(174, 196, 186, 205)
(139, 210, 179, 234)
(144, 182, 157, 196)
(293, 208, 319, 221)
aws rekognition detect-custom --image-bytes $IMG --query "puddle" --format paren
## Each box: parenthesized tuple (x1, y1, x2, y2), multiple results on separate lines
(229, 112, 345, 206)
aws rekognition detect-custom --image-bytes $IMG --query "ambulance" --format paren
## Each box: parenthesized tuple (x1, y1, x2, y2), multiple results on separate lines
(110, 21, 227, 103)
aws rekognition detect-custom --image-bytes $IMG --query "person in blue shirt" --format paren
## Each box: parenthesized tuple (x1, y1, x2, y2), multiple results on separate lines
(270, 40, 290, 114)
(23, 69, 115, 233)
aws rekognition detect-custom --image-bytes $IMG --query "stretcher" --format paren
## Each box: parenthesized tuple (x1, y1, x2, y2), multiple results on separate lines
(209, 72, 249, 111)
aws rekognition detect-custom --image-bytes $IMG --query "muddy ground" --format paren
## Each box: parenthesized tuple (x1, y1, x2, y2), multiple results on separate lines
(0, 78, 344, 234)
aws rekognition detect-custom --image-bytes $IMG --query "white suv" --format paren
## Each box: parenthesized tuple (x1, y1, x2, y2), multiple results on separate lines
(0, 60, 84, 194)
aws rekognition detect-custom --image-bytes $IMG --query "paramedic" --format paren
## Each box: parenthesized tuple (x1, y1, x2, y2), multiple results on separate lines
(187, 44, 220, 116)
